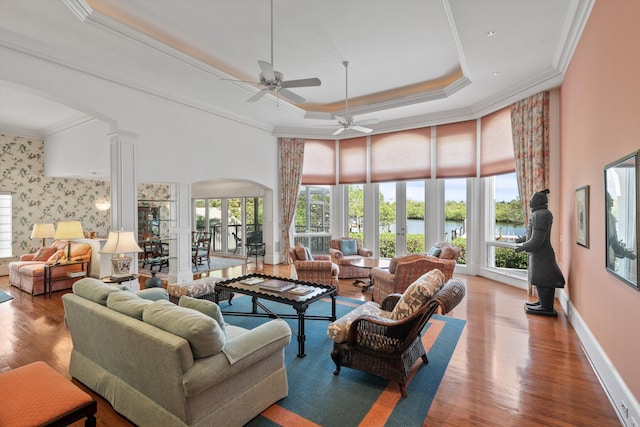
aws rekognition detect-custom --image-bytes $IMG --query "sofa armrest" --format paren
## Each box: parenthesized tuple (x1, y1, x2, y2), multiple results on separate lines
(20, 254, 36, 261)
(182, 319, 291, 397)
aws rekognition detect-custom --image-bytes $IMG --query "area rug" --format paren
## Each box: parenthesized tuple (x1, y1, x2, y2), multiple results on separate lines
(138, 256, 246, 278)
(220, 295, 466, 427)
(0, 289, 13, 303)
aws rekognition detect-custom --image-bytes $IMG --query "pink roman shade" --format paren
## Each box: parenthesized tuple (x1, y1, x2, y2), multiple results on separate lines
(435, 120, 477, 178)
(480, 107, 515, 176)
(301, 139, 336, 185)
(370, 128, 431, 183)
(338, 136, 367, 184)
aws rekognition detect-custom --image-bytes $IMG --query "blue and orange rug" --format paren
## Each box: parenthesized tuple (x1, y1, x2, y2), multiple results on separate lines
(221, 295, 466, 427)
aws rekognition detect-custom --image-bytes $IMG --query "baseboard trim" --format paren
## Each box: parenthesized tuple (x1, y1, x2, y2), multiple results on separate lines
(559, 290, 639, 426)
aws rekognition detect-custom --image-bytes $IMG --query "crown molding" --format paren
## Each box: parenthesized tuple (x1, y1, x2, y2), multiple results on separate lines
(553, 0, 595, 74)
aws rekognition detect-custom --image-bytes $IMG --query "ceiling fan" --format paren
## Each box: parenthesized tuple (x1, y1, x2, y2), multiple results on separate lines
(224, 0, 321, 104)
(330, 61, 379, 135)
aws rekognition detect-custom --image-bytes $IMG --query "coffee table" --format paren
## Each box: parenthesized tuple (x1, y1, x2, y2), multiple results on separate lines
(349, 258, 390, 293)
(214, 274, 337, 358)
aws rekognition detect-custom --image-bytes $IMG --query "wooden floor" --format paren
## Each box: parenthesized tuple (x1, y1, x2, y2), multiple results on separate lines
(0, 262, 620, 427)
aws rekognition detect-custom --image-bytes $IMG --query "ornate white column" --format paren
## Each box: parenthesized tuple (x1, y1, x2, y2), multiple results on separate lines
(108, 130, 140, 289)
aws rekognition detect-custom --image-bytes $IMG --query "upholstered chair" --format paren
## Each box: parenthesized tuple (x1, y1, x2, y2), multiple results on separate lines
(329, 237, 373, 279)
(370, 253, 446, 303)
(288, 244, 340, 288)
(424, 241, 461, 281)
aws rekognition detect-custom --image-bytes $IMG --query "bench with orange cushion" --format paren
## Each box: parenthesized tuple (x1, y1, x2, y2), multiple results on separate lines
(0, 361, 97, 427)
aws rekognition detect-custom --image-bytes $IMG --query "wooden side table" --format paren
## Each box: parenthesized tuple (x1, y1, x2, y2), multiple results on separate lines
(43, 260, 89, 297)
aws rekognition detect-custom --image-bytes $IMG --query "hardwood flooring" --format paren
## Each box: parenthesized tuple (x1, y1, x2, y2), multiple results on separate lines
(0, 262, 620, 426)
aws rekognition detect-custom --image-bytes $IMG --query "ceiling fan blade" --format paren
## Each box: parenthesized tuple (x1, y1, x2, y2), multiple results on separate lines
(282, 77, 321, 88)
(354, 118, 379, 126)
(247, 89, 269, 103)
(279, 88, 305, 103)
(258, 60, 276, 82)
(351, 126, 373, 134)
(332, 127, 345, 136)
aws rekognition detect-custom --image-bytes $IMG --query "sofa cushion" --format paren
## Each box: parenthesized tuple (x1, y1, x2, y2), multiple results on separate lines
(106, 291, 152, 320)
(143, 300, 226, 359)
(179, 296, 226, 335)
(304, 246, 314, 261)
(45, 249, 67, 265)
(389, 269, 445, 320)
(339, 239, 357, 256)
(136, 288, 169, 301)
(427, 246, 442, 257)
(439, 245, 458, 260)
(32, 246, 57, 261)
(327, 301, 390, 343)
(294, 243, 308, 261)
(73, 278, 123, 305)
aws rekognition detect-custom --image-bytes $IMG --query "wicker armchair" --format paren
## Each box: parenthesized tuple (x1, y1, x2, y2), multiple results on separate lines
(330, 278, 466, 397)
(370, 253, 446, 303)
(287, 244, 340, 287)
(425, 241, 461, 281)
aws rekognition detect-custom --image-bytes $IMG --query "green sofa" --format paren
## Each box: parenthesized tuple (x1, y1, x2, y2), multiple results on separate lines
(62, 278, 291, 427)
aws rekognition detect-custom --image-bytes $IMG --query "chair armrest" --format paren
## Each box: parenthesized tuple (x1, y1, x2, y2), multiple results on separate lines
(433, 279, 465, 314)
(380, 294, 402, 311)
(313, 254, 331, 261)
(358, 247, 373, 257)
(295, 260, 334, 271)
(328, 248, 343, 260)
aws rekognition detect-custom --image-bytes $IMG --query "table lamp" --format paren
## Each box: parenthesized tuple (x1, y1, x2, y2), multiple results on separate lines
(101, 231, 143, 279)
(55, 221, 85, 260)
(30, 223, 56, 247)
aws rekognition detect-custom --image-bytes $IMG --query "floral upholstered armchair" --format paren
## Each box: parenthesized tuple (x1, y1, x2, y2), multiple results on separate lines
(329, 238, 373, 279)
(288, 244, 340, 287)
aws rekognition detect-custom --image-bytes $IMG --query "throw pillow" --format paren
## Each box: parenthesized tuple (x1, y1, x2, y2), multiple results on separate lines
(428, 246, 442, 257)
(304, 246, 314, 261)
(32, 246, 57, 261)
(45, 249, 67, 265)
(389, 269, 445, 320)
(179, 295, 226, 335)
(294, 243, 307, 260)
(143, 300, 226, 359)
(339, 239, 358, 256)
(107, 291, 152, 320)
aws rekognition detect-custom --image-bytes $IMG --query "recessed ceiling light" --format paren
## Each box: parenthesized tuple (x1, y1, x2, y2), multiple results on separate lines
(487, 30, 496, 37)
(492, 71, 500, 76)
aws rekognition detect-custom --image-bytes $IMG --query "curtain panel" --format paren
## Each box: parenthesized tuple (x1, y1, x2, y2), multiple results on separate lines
(511, 91, 550, 224)
(279, 138, 305, 264)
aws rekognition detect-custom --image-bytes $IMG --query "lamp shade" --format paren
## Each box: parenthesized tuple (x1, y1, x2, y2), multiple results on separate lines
(55, 221, 85, 240)
(101, 231, 143, 254)
(31, 223, 56, 240)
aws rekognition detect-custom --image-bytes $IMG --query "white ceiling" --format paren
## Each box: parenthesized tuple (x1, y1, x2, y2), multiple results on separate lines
(0, 0, 591, 138)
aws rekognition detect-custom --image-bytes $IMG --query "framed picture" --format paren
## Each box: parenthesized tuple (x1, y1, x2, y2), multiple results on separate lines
(605, 150, 639, 289)
(575, 185, 589, 247)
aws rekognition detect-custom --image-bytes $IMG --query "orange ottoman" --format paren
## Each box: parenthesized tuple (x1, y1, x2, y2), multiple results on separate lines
(0, 361, 97, 427)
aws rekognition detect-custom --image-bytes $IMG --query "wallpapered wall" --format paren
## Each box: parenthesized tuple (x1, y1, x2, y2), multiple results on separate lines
(0, 133, 170, 273)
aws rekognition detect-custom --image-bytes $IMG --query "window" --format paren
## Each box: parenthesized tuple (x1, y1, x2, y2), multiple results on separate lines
(445, 179, 466, 264)
(294, 186, 331, 252)
(0, 193, 12, 258)
(348, 184, 364, 241)
(486, 172, 527, 274)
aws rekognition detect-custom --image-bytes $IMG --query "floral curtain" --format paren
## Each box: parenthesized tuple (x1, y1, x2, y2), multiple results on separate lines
(279, 138, 305, 264)
(511, 91, 550, 225)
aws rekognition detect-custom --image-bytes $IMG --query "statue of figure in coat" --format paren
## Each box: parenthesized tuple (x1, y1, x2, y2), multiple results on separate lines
(515, 189, 565, 317)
